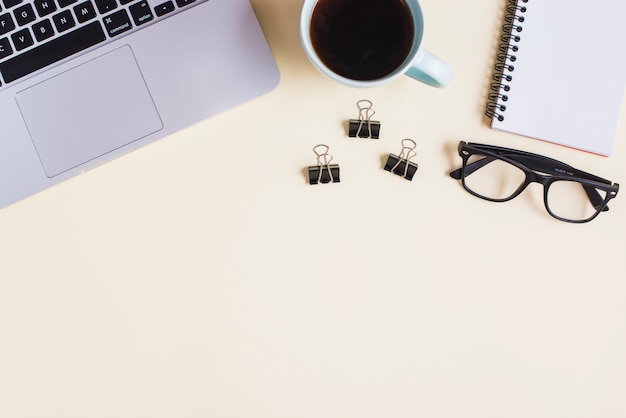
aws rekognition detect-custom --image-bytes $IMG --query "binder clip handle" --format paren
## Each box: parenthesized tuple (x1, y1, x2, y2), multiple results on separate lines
(313, 144, 333, 167)
(398, 138, 417, 161)
(349, 99, 380, 139)
(384, 138, 419, 181)
(356, 99, 376, 122)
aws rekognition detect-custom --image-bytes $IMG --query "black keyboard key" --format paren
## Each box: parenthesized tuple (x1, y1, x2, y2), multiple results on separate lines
(57, 0, 76, 7)
(129, 1, 152, 26)
(0, 12, 15, 35)
(73, 0, 95, 23)
(175, 0, 194, 7)
(153, 1, 173, 17)
(102, 9, 131, 36)
(119, 0, 132, 4)
(52, 9, 74, 31)
(94, 0, 116, 14)
(34, 0, 57, 17)
(32, 18, 54, 41)
(14, 3, 36, 25)
(10, 27, 32, 50)
(0, 36, 12, 59)
(2, 0, 21, 9)
(0, 21, 106, 83)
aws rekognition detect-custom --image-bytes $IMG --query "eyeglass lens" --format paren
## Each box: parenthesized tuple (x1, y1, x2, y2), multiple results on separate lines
(463, 153, 608, 222)
(463, 154, 525, 200)
(547, 180, 608, 222)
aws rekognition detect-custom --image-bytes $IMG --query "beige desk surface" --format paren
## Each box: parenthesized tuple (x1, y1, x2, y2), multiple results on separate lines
(2, 1, 626, 417)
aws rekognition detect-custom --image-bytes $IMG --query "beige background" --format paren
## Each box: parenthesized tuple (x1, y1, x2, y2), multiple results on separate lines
(2, 0, 626, 417)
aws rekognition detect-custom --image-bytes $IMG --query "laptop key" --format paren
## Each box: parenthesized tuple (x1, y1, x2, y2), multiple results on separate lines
(2, 0, 22, 9)
(52, 9, 75, 32)
(94, 0, 116, 14)
(153, 1, 174, 17)
(0, 36, 12, 59)
(0, 12, 16, 35)
(34, 0, 57, 17)
(102, 9, 131, 36)
(32, 18, 54, 41)
(129, 1, 153, 26)
(10, 27, 32, 50)
(73, 1, 96, 23)
(0, 20, 106, 83)
(14, 3, 36, 26)
(175, 0, 194, 7)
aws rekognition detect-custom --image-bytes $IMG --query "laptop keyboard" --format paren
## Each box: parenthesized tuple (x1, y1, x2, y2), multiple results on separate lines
(0, 0, 199, 88)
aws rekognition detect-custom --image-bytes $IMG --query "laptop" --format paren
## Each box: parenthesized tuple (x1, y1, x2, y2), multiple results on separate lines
(0, 0, 279, 208)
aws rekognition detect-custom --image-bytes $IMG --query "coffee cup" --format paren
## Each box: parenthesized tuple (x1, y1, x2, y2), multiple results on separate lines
(300, 0, 452, 88)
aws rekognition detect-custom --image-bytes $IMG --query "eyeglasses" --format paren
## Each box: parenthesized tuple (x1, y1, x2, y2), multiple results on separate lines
(449, 141, 619, 223)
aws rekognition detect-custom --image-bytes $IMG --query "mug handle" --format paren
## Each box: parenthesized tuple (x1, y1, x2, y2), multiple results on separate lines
(405, 49, 452, 88)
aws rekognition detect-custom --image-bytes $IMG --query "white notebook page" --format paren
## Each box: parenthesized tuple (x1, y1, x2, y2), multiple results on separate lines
(490, 0, 626, 156)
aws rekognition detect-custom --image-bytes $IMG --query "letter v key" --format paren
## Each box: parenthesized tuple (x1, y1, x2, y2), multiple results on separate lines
(11, 29, 34, 51)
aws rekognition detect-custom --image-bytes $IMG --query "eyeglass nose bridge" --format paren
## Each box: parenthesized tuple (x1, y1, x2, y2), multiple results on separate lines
(526, 170, 552, 186)
(509, 169, 550, 197)
(514, 171, 556, 214)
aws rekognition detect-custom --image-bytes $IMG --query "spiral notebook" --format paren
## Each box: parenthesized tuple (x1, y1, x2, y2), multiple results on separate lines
(486, 0, 626, 156)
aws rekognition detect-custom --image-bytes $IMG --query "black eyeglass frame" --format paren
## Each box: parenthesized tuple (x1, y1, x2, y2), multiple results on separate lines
(449, 141, 620, 223)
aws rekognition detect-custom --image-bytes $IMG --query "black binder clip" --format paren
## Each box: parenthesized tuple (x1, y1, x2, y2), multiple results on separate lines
(348, 100, 380, 139)
(384, 139, 418, 181)
(308, 144, 340, 185)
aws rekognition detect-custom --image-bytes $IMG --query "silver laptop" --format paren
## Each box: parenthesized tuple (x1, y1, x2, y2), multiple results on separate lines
(0, 0, 279, 208)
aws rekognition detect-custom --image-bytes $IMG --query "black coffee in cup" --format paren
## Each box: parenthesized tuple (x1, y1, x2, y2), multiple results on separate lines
(309, 0, 415, 81)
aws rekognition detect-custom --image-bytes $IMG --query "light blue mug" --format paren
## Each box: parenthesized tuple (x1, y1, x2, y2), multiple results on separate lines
(300, 0, 452, 88)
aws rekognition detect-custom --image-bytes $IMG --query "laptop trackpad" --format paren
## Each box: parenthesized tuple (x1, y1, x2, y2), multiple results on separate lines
(16, 46, 163, 178)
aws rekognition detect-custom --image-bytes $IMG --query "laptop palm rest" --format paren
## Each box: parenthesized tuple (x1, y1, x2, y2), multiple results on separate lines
(16, 45, 163, 178)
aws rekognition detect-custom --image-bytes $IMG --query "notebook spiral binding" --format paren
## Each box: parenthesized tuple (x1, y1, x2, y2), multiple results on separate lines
(485, 0, 529, 122)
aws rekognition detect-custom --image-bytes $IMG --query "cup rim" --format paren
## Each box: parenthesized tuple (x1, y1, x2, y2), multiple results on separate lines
(300, 0, 425, 88)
